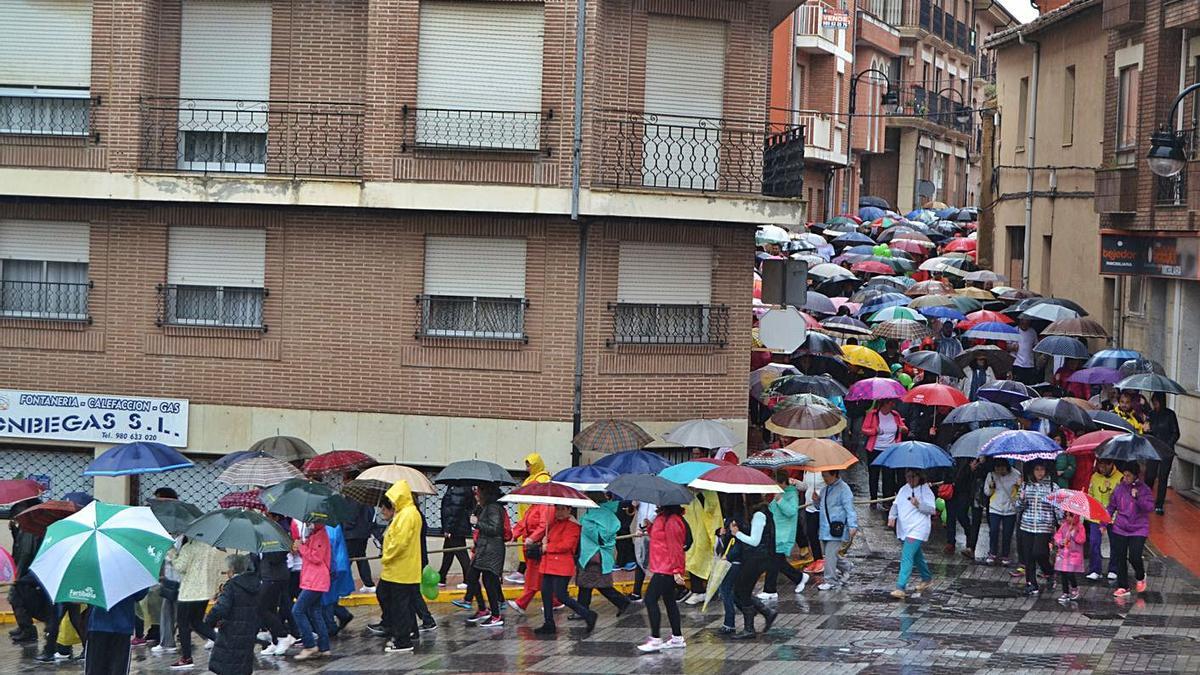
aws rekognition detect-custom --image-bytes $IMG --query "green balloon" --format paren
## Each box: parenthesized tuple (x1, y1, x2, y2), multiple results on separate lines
(420, 564, 440, 600)
(421, 580, 439, 601)
(935, 497, 947, 525)
(897, 373, 914, 389)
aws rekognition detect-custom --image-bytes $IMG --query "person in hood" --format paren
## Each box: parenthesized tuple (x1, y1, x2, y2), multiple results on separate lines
(204, 554, 261, 675)
(573, 496, 630, 618)
(377, 480, 422, 654)
(291, 521, 331, 661)
(437, 485, 474, 586)
(507, 453, 552, 585)
(682, 491, 722, 605)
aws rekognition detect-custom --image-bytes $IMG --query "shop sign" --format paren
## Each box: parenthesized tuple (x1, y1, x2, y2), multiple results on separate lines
(1099, 234, 1200, 279)
(0, 390, 189, 447)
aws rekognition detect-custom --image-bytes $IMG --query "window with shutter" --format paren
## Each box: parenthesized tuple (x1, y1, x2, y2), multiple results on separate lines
(416, 1, 545, 150)
(420, 236, 527, 340)
(613, 242, 726, 345)
(163, 227, 266, 329)
(0, 220, 90, 320)
(178, 0, 272, 172)
(0, 0, 93, 136)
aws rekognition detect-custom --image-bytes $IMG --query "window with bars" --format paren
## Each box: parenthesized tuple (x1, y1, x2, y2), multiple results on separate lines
(0, 259, 89, 320)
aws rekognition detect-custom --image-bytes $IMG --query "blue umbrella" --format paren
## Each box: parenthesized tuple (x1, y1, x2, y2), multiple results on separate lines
(1085, 349, 1142, 370)
(593, 449, 671, 476)
(859, 292, 911, 317)
(919, 306, 967, 321)
(835, 232, 876, 246)
(935, 207, 960, 219)
(979, 429, 1062, 460)
(962, 321, 1021, 342)
(870, 441, 953, 469)
(552, 465, 620, 492)
(858, 206, 886, 221)
(977, 380, 1039, 407)
(1034, 335, 1089, 359)
(212, 450, 259, 470)
(84, 442, 194, 477)
(658, 461, 719, 485)
(62, 492, 94, 508)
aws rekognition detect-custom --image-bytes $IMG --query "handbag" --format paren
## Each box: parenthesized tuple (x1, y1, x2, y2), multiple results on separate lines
(159, 578, 180, 603)
(822, 487, 845, 539)
(524, 542, 543, 560)
(937, 484, 955, 500)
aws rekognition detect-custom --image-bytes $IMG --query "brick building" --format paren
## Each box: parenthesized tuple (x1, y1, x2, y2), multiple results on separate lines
(0, 0, 807, 505)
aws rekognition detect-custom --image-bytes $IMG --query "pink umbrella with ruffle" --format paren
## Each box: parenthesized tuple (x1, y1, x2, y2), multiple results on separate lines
(846, 377, 907, 402)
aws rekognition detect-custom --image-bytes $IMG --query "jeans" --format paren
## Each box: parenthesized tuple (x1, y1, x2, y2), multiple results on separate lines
(897, 538, 932, 589)
(158, 595, 177, 649)
(822, 540, 853, 587)
(83, 631, 131, 675)
(987, 513, 1016, 558)
(540, 574, 590, 628)
(376, 580, 417, 648)
(437, 536, 471, 584)
(719, 563, 741, 629)
(1087, 522, 1115, 575)
(763, 551, 804, 593)
(345, 538, 375, 588)
(176, 600, 216, 660)
(1110, 533, 1146, 590)
(1020, 531, 1054, 587)
(291, 590, 330, 652)
(643, 573, 681, 639)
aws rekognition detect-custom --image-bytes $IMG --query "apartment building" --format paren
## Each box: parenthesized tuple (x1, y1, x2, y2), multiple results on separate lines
(0, 0, 807, 505)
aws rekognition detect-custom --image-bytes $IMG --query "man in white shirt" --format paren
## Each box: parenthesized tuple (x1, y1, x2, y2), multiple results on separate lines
(1012, 318, 1041, 385)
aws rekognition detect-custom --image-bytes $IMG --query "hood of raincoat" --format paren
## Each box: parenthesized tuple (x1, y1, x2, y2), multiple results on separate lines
(577, 500, 621, 573)
(380, 480, 421, 584)
(518, 453, 552, 526)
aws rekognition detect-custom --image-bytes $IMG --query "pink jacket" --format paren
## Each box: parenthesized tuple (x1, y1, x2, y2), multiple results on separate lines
(861, 409, 907, 452)
(297, 524, 332, 592)
(1053, 518, 1086, 573)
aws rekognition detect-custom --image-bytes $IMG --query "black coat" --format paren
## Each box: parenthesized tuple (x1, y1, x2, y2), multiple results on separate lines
(205, 572, 261, 675)
(343, 503, 376, 540)
(258, 551, 289, 583)
(471, 502, 506, 575)
(440, 486, 474, 538)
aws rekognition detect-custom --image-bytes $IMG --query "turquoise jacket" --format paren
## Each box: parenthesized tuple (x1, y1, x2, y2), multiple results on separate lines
(768, 485, 800, 555)
(578, 500, 621, 573)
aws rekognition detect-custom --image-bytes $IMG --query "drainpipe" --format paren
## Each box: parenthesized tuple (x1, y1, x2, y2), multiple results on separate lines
(570, 0, 588, 466)
(1018, 32, 1039, 290)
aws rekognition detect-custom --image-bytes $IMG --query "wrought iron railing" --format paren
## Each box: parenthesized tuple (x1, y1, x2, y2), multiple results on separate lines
(0, 93, 97, 143)
(157, 284, 267, 330)
(140, 98, 363, 177)
(0, 280, 90, 321)
(416, 295, 527, 341)
(595, 110, 804, 195)
(893, 87, 972, 133)
(608, 303, 729, 347)
(400, 106, 549, 153)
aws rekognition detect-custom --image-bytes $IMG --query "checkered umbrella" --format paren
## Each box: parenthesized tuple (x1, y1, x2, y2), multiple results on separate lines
(217, 456, 304, 488)
(303, 450, 377, 478)
(872, 318, 932, 341)
(741, 448, 813, 470)
(573, 419, 654, 454)
(765, 404, 847, 439)
(218, 489, 266, 512)
(341, 479, 392, 507)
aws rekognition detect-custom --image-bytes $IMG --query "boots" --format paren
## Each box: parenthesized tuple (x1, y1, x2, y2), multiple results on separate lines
(10, 625, 38, 644)
(753, 598, 778, 632)
(731, 607, 757, 639)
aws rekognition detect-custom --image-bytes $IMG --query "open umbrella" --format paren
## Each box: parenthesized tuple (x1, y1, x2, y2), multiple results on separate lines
(217, 455, 304, 488)
(551, 465, 620, 492)
(741, 448, 813, 471)
(1068, 367, 1122, 386)
(1034, 336, 1089, 359)
(954, 345, 1014, 374)
(1095, 434, 1167, 463)
(979, 430, 1062, 461)
(183, 508, 293, 553)
(434, 460, 518, 486)
(909, 295, 957, 310)
(606, 474, 693, 506)
(1021, 303, 1080, 323)
(1043, 317, 1107, 339)
(919, 306, 967, 322)
(1115, 372, 1186, 395)
(218, 489, 265, 511)
(341, 479, 393, 507)
(356, 465, 437, 494)
(84, 442, 194, 477)
(594, 449, 672, 476)
(870, 441, 953, 469)
(773, 393, 837, 412)
(303, 450, 377, 477)
(573, 420, 653, 454)
(859, 292, 912, 316)
(260, 479, 355, 525)
(1085, 349, 1142, 370)
(750, 363, 801, 401)
(872, 319, 932, 341)
(62, 492, 94, 508)
(943, 400, 1016, 426)
(30, 502, 173, 610)
(657, 460, 722, 485)
(501, 482, 597, 509)
(0, 479, 45, 507)
(1021, 398, 1095, 431)
(796, 331, 844, 357)
(765, 405, 847, 438)
(249, 436, 317, 462)
(903, 384, 968, 408)
(865, 304, 922, 323)
(783, 439, 858, 471)
(842, 345, 889, 372)
(1118, 358, 1164, 377)
(770, 374, 850, 400)
(963, 312, 1016, 331)
(688, 464, 781, 494)
(661, 419, 739, 450)
(963, 321, 1020, 342)
(903, 351, 965, 378)
(12, 501, 79, 537)
(147, 499, 203, 536)
(846, 377, 907, 401)
(1089, 410, 1136, 433)
(212, 450, 258, 470)
(1044, 490, 1111, 524)
(964, 270, 1006, 284)
(1066, 430, 1123, 456)
(977, 380, 1039, 407)
(822, 316, 872, 337)
(949, 427, 1009, 458)
(907, 280, 955, 297)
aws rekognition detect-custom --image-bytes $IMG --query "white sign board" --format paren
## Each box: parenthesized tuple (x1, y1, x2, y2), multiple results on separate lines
(0, 389, 189, 447)
(758, 307, 808, 354)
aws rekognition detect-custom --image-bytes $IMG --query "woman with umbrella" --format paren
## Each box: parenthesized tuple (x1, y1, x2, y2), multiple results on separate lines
(1016, 462, 1060, 596)
(636, 503, 688, 653)
(983, 461, 1020, 566)
(1147, 392, 1180, 514)
(887, 469, 937, 599)
(534, 505, 596, 635)
(1109, 464, 1154, 598)
(290, 520, 332, 661)
(862, 399, 908, 504)
(574, 494, 631, 620)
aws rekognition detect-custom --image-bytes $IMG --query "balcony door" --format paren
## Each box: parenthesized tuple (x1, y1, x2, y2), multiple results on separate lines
(643, 16, 726, 190)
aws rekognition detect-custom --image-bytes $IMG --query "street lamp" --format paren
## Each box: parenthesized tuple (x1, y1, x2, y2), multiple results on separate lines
(1147, 82, 1200, 177)
(935, 87, 973, 129)
(843, 68, 900, 212)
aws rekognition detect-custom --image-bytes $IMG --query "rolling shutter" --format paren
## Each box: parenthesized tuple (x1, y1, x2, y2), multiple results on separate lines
(0, 0, 93, 88)
(617, 242, 712, 304)
(168, 227, 265, 287)
(0, 220, 89, 262)
(180, 0, 271, 115)
(424, 236, 526, 299)
(644, 16, 725, 119)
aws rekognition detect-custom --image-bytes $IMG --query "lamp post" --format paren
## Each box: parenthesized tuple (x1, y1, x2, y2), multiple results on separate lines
(935, 86, 973, 205)
(1146, 82, 1200, 177)
(842, 68, 900, 215)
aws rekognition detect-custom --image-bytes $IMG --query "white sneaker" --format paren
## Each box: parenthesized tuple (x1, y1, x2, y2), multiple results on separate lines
(150, 645, 178, 655)
(796, 573, 811, 593)
(204, 640, 214, 650)
(817, 582, 839, 591)
(256, 631, 272, 642)
(1107, 572, 1118, 581)
(1085, 572, 1101, 581)
(636, 636, 664, 653)
(273, 635, 297, 655)
(504, 572, 525, 584)
(755, 592, 778, 601)
(664, 636, 687, 650)
(507, 599, 526, 615)
(678, 591, 693, 603)
(684, 593, 704, 605)
(358, 585, 377, 594)
(456, 583, 468, 590)
(260, 643, 278, 656)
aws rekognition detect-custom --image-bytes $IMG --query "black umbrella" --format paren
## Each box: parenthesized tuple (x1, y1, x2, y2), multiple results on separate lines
(1021, 398, 1095, 431)
(977, 380, 1039, 407)
(433, 459, 518, 486)
(795, 332, 842, 357)
(1096, 434, 1167, 463)
(956, 208, 979, 222)
(606, 474, 693, 506)
(903, 351, 965, 378)
(148, 499, 203, 535)
(260, 478, 356, 525)
(248, 436, 317, 462)
(943, 401, 1016, 426)
(949, 427, 1009, 458)
(954, 345, 1014, 375)
(1033, 335, 1089, 360)
(1089, 410, 1136, 433)
(1115, 372, 1186, 395)
(1118, 358, 1165, 377)
(183, 508, 293, 553)
(767, 374, 849, 399)
(801, 292, 838, 316)
(860, 195, 890, 209)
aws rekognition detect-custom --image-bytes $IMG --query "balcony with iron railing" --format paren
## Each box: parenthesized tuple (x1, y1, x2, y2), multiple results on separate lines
(872, 0, 974, 53)
(416, 295, 528, 342)
(891, 87, 973, 134)
(156, 284, 267, 331)
(594, 110, 804, 197)
(795, 2, 849, 57)
(399, 106, 551, 154)
(140, 98, 363, 178)
(0, 279, 91, 322)
(608, 303, 730, 347)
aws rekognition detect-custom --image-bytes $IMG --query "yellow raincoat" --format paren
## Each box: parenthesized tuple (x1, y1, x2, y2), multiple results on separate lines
(517, 452, 552, 562)
(683, 491, 723, 580)
(380, 480, 422, 584)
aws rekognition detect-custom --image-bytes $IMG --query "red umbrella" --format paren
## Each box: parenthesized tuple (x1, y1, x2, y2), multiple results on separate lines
(1067, 430, 1123, 456)
(0, 479, 45, 507)
(851, 260, 894, 275)
(12, 500, 79, 537)
(499, 482, 596, 508)
(797, 311, 824, 331)
(944, 238, 977, 253)
(1044, 489, 1111, 524)
(218, 489, 266, 511)
(959, 310, 1014, 330)
(688, 464, 782, 494)
(303, 450, 377, 477)
(903, 383, 968, 408)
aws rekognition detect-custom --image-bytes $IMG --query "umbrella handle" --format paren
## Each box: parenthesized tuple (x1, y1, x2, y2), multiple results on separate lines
(720, 537, 734, 560)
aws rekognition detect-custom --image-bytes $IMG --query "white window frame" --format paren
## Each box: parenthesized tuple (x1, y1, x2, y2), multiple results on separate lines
(0, 86, 90, 137)
(0, 259, 89, 321)
(165, 227, 266, 329)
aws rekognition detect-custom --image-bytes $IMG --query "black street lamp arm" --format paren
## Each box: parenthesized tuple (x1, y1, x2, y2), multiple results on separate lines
(1147, 82, 1200, 177)
(848, 68, 896, 114)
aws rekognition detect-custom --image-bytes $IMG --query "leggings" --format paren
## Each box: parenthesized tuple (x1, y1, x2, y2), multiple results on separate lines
(176, 600, 216, 660)
(1110, 533, 1146, 591)
(465, 566, 502, 615)
(345, 538, 375, 588)
(643, 573, 681, 639)
(763, 552, 804, 593)
(1020, 532, 1054, 587)
(257, 579, 291, 640)
(804, 511, 822, 560)
(437, 536, 471, 584)
(1059, 571, 1077, 591)
(633, 565, 646, 597)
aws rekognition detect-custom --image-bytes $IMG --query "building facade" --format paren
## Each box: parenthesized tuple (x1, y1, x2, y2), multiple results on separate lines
(0, 0, 807, 505)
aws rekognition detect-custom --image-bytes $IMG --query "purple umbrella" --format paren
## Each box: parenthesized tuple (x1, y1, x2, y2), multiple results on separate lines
(846, 377, 907, 402)
(1067, 367, 1122, 386)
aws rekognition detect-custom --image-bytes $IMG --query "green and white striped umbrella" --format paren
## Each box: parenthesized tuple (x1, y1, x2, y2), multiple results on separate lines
(30, 501, 173, 610)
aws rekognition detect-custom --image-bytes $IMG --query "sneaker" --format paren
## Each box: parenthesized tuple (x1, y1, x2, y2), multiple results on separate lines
(1085, 572, 1102, 581)
(1070, 588, 1081, 600)
(585, 610, 598, 632)
(719, 625, 736, 635)
(567, 613, 586, 621)
(817, 582, 839, 591)
(755, 592, 778, 601)
(480, 615, 504, 627)
(796, 573, 811, 593)
(677, 590, 693, 603)
(260, 643, 279, 656)
(999, 558, 1011, 567)
(456, 582, 468, 590)
(438, 582, 447, 588)
(1113, 587, 1131, 598)
(1155, 507, 1164, 515)
(169, 658, 195, 670)
(204, 639, 215, 650)
(804, 560, 825, 574)
(664, 635, 686, 649)
(451, 599, 473, 610)
(890, 589, 907, 599)
(1058, 593, 1072, 603)
(622, 562, 638, 571)
(627, 594, 643, 603)
(685, 593, 705, 605)
(1010, 567, 1026, 578)
(467, 610, 490, 623)
(337, 612, 355, 632)
(1025, 584, 1040, 596)
(130, 637, 150, 647)
(384, 641, 414, 653)
(504, 572, 525, 584)
(366, 622, 387, 635)
(985, 555, 996, 566)
(1136, 579, 1147, 593)
(34, 651, 56, 663)
(731, 629, 757, 640)
(532, 624, 556, 635)
(358, 585, 376, 594)
(507, 599, 526, 615)
(151, 644, 178, 655)
(636, 636, 664, 653)
(1107, 572, 1118, 581)
(420, 621, 437, 632)
(914, 580, 932, 593)
(553, 603, 565, 611)
(256, 631, 272, 642)
(273, 635, 298, 654)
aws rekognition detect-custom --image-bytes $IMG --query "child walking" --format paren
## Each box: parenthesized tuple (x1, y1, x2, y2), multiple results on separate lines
(1053, 513, 1086, 602)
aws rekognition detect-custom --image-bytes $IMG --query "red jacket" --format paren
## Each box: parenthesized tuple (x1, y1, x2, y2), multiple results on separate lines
(540, 517, 581, 577)
(513, 504, 552, 544)
(648, 512, 687, 576)
(862, 409, 907, 452)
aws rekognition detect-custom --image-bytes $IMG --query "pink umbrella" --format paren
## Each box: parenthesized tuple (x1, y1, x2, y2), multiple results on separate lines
(1045, 489, 1111, 524)
(218, 489, 266, 511)
(846, 377, 907, 402)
